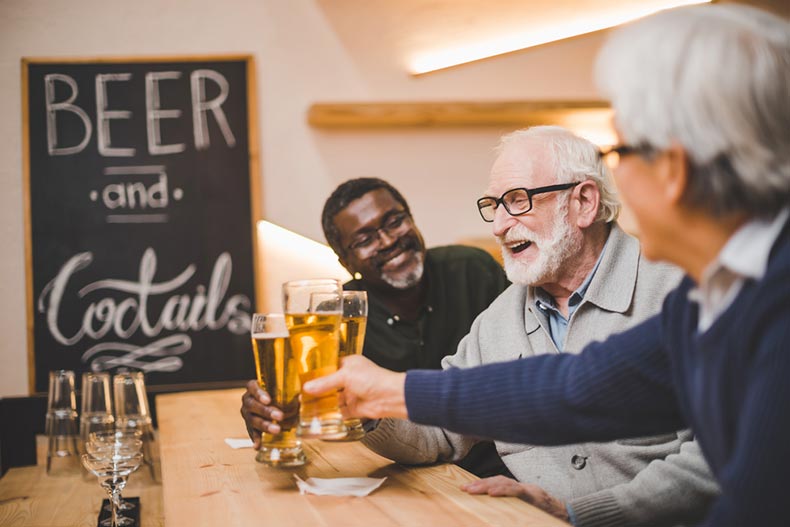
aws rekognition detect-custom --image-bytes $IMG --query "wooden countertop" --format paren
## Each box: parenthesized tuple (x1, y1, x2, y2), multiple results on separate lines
(157, 388, 567, 527)
(0, 437, 163, 526)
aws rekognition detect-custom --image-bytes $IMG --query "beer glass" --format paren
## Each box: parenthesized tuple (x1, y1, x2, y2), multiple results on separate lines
(250, 313, 306, 466)
(113, 371, 155, 479)
(45, 370, 80, 474)
(80, 372, 115, 448)
(324, 290, 368, 441)
(283, 279, 346, 439)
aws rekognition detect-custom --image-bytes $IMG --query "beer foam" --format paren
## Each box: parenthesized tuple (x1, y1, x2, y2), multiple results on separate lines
(251, 331, 289, 339)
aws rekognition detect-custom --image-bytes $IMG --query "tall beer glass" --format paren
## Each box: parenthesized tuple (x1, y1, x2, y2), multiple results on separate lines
(283, 279, 346, 439)
(250, 313, 306, 466)
(324, 290, 368, 441)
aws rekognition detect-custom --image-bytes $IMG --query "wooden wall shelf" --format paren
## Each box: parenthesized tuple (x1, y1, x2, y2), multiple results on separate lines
(308, 100, 611, 128)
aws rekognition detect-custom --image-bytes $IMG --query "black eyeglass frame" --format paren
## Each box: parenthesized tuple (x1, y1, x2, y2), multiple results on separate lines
(476, 182, 580, 222)
(598, 143, 654, 166)
(345, 210, 413, 255)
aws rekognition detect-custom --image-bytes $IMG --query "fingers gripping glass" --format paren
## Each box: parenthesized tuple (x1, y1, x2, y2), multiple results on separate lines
(477, 182, 580, 222)
(347, 212, 412, 256)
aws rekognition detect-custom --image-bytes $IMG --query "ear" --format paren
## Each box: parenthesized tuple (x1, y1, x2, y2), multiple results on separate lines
(573, 180, 601, 229)
(659, 142, 689, 206)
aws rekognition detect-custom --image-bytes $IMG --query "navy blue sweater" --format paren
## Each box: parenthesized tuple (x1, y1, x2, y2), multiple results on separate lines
(406, 222, 790, 526)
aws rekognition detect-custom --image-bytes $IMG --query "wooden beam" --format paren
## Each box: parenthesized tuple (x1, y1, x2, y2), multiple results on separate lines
(308, 100, 610, 128)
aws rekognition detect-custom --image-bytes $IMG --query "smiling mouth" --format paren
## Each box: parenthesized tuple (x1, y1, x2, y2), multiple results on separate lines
(379, 248, 413, 269)
(508, 241, 532, 254)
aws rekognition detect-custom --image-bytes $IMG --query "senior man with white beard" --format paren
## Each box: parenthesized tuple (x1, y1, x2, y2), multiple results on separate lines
(359, 126, 718, 527)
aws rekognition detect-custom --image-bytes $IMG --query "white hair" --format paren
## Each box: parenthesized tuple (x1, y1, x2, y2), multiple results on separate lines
(595, 4, 790, 217)
(497, 126, 621, 223)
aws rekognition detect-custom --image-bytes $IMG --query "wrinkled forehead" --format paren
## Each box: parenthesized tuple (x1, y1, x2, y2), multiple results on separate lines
(485, 141, 556, 196)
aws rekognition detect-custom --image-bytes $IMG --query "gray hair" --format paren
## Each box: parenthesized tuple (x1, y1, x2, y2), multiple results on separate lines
(595, 4, 790, 218)
(497, 126, 621, 223)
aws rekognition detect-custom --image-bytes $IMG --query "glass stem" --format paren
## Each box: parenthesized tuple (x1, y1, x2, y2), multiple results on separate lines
(109, 486, 121, 527)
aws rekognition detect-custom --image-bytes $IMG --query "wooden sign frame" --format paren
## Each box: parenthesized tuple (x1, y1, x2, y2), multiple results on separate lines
(21, 55, 262, 394)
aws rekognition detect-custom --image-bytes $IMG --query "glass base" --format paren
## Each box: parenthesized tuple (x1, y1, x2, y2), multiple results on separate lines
(322, 421, 365, 442)
(255, 445, 306, 467)
(297, 416, 347, 439)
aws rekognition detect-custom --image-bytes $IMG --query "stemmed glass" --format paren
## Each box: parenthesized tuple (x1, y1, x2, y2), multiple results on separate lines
(90, 430, 144, 514)
(81, 433, 144, 527)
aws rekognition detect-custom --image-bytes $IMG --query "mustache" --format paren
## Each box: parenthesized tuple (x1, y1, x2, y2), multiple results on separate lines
(497, 223, 540, 246)
(372, 236, 420, 268)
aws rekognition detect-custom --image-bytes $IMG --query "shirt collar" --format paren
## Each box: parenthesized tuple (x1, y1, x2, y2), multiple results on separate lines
(530, 223, 637, 313)
(714, 207, 790, 281)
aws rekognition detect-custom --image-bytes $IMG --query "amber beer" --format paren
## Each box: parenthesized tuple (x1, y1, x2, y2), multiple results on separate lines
(285, 312, 346, 438)
(250, 313, 305, 466)
(339, 315, 367, 358)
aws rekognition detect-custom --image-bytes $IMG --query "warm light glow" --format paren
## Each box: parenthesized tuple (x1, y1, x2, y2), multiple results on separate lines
(408, 0, 711, 75)
(558, 109, 617, 147)
(256, 221, 351, 311)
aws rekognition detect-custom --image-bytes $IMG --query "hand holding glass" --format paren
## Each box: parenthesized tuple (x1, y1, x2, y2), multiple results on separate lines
(250, 313, 306, 466)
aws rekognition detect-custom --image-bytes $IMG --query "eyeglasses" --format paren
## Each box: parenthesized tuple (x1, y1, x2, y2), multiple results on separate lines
(476, 182, 580, 222)
(598, 143, 653, 170)
(346, 211, 412, 257)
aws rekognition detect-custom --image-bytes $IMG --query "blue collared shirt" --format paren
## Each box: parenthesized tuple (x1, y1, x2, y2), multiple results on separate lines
(534, 239, 608, 352)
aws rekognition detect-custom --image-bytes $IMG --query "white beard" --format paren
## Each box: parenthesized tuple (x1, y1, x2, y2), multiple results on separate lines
(381, 251, 425, 289)
(499, 201, 582, 286)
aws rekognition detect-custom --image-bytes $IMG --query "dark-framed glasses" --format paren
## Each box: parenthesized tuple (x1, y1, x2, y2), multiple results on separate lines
(347, 211, 412, 257)
(477, 182, 580, 222)
(598, 143, 653, 170)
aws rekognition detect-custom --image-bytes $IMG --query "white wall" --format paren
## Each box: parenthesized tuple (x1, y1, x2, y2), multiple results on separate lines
(0, 0, 605, 396)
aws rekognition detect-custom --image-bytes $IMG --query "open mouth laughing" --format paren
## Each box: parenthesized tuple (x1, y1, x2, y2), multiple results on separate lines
(506, 240, 533, 255)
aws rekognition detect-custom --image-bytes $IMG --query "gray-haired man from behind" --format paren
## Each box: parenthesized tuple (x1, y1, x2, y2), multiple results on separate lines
(360, 126, 719, 526)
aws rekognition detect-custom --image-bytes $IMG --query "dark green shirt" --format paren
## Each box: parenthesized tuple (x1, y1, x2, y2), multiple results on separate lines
(345, 245, 508, 372)
(346, 245, 510, 478)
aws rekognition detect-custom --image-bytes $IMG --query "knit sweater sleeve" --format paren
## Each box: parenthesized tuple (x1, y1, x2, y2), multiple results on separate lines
(405, 315, 685, 445)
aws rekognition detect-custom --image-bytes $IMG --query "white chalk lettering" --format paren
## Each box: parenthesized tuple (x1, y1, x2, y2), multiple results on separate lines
(95, 73, 135, 157)
(191, 70, 236, 150)
(145, 71, 186, 155)
(37, 249, 251, 360)
(45, 74, 92, 156)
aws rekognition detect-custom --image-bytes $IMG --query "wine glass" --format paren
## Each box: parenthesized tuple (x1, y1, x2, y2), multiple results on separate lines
(81, 449, 144, 527)
(88, 430, 144, 514)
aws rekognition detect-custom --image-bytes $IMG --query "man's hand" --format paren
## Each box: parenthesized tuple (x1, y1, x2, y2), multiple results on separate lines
(462, 476, 570, 522)
(239, 380, 285, 449)
(302, 355, 408, 419)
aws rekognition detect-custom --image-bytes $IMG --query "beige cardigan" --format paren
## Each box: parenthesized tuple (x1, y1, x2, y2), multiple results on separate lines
(362, 224, 719, 527)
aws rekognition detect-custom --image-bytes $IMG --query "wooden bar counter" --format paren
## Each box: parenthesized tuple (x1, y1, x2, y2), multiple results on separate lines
(157, 389, 567, 527)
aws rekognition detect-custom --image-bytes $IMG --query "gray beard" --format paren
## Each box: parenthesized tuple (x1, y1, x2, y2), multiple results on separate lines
(381, 251, 425, 289)
(500, 200, 581, 286)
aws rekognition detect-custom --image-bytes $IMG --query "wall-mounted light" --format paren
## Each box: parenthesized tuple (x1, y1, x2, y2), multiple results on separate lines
(256, 221, 351, 311)
(408, 0, 711, 75)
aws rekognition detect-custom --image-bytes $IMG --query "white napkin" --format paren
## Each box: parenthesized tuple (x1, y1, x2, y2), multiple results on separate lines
(294, 475, 387, 497)
(224, 437, 254, 449)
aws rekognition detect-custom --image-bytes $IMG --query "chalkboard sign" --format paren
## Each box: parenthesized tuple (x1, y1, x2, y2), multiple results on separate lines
(22, 56, 260, 394)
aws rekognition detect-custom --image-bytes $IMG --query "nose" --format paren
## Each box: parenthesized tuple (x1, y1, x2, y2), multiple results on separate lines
(375, 228, 398, 250)
(491, 203, 516, 238)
